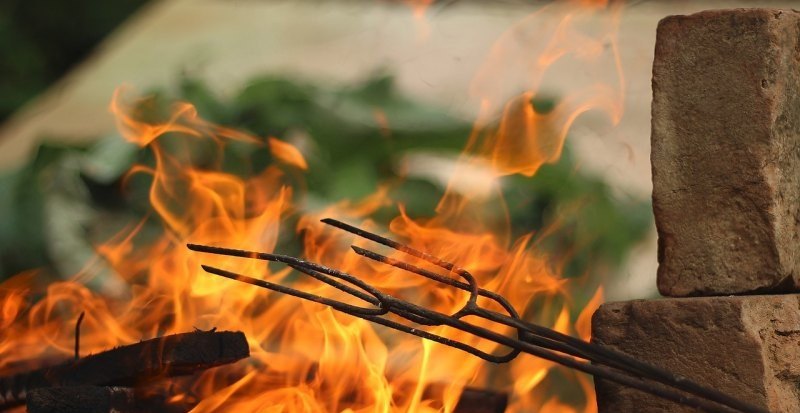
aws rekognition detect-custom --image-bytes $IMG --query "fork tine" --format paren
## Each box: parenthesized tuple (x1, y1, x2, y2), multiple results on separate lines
(321, 218, 462, 273)
(350, 244, 523, 362)
(351, 245, 519, 316)
(200, 265, 386, 316)
(320, 218, 481, 307)
(187, 243, 386, 306)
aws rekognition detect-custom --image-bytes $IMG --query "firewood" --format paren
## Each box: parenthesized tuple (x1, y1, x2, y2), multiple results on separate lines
(0, 330, 248, 409)
(452, 387, 507, 413)
(26, 386, 194, 413)
(22, 383, 504, 413)
(422, 383, 507, 413)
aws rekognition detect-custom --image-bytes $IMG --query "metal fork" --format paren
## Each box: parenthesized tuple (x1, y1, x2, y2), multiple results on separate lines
(188, 218, 766, 413)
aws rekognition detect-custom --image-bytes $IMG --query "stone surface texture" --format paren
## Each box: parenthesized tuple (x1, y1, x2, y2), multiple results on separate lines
(592, 295, 800, 413)
(652, 8, 800, 296)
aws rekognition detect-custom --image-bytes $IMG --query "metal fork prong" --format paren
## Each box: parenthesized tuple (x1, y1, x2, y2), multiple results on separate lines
(343, 239, 765, 412)
(187, 243, 386, 305)
(286, 263, 436, 325)
(351, 245, 520, 317)
(351, 245, 599, 360)
(286, 263, 380, 307)
(200, 265, 386, 316)
(321, 218, 464, 274)
(350, 245, 523, 359)
(200, 262, 762, 413)
(350, 243, 746, 407)
(319, 219, 480, 306)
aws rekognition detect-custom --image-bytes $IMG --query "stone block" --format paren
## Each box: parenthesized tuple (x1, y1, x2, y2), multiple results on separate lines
(652, 9, 800, 296)
(592, 295, 800, 412)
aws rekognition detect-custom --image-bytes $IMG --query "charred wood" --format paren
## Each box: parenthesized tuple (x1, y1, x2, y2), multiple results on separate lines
(453, 388, 507, 413)
(0, 330, 248, 409)
(422, 383, 507, 413)
(26, 386, 194, 413)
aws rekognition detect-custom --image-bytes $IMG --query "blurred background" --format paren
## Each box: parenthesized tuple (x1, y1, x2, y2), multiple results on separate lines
(0, 0, 794, 303)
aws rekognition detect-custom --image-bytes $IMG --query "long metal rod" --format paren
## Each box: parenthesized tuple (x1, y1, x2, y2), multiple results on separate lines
(349, 243, 753, 412)
(187, 219, 768, 413)
(198, 262, 747, 413)
(323, 219, 761, 412)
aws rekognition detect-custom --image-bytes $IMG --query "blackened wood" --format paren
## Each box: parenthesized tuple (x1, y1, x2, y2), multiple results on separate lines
(453, 388, 507, 413)
(422, 384, 507, 413)
(0, 330, 248, 409)
(26, 386, 194, 413)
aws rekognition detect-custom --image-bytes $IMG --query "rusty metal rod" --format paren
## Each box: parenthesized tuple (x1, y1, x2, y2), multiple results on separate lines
(187, 218, 767, 413)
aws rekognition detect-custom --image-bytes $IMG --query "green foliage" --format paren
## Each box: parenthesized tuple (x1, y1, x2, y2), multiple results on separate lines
(0, 0, 149, 121)
(0, 73, 651, 288)
(504, 150, 651, 278)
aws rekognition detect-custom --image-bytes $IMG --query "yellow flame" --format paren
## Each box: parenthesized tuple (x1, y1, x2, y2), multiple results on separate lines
(0, 1, 625, 411)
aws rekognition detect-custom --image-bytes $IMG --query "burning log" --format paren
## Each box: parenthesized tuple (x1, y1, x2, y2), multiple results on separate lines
(425, 385, 507, 413)
(451, 388, 507, 413)
(0, 330, 248, 409)
(26, 386, 194, 413)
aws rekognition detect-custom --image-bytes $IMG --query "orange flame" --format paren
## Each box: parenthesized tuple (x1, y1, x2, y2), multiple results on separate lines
(0, 1, 624, 411)
(269, 137, 309, 171)
(467, 0, 624, 178)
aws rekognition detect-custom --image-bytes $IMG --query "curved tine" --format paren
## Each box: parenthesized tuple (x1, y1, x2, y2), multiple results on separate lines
(288, 263, 437, 326)
(187, 244, 386, 307)
(286, 263, 380, 307)
(320, 218, 479, 306)
(351, 245, 523, 362)
(352, 245, 520, 317)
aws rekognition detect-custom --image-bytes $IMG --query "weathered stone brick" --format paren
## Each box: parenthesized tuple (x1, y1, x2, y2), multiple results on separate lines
(592, 295, 800, 413)
(652, 9, 800, 296)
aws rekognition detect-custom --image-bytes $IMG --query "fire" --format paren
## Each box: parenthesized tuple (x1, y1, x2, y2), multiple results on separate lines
(268, 137, 309, 171)
(0, 1, 624, 412)
(468, 0, 624, 178)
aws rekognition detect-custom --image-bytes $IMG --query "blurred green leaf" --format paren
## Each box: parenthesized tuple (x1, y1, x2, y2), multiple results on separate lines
(81, 134, 139, 184)
(0, 73, 651, 298)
